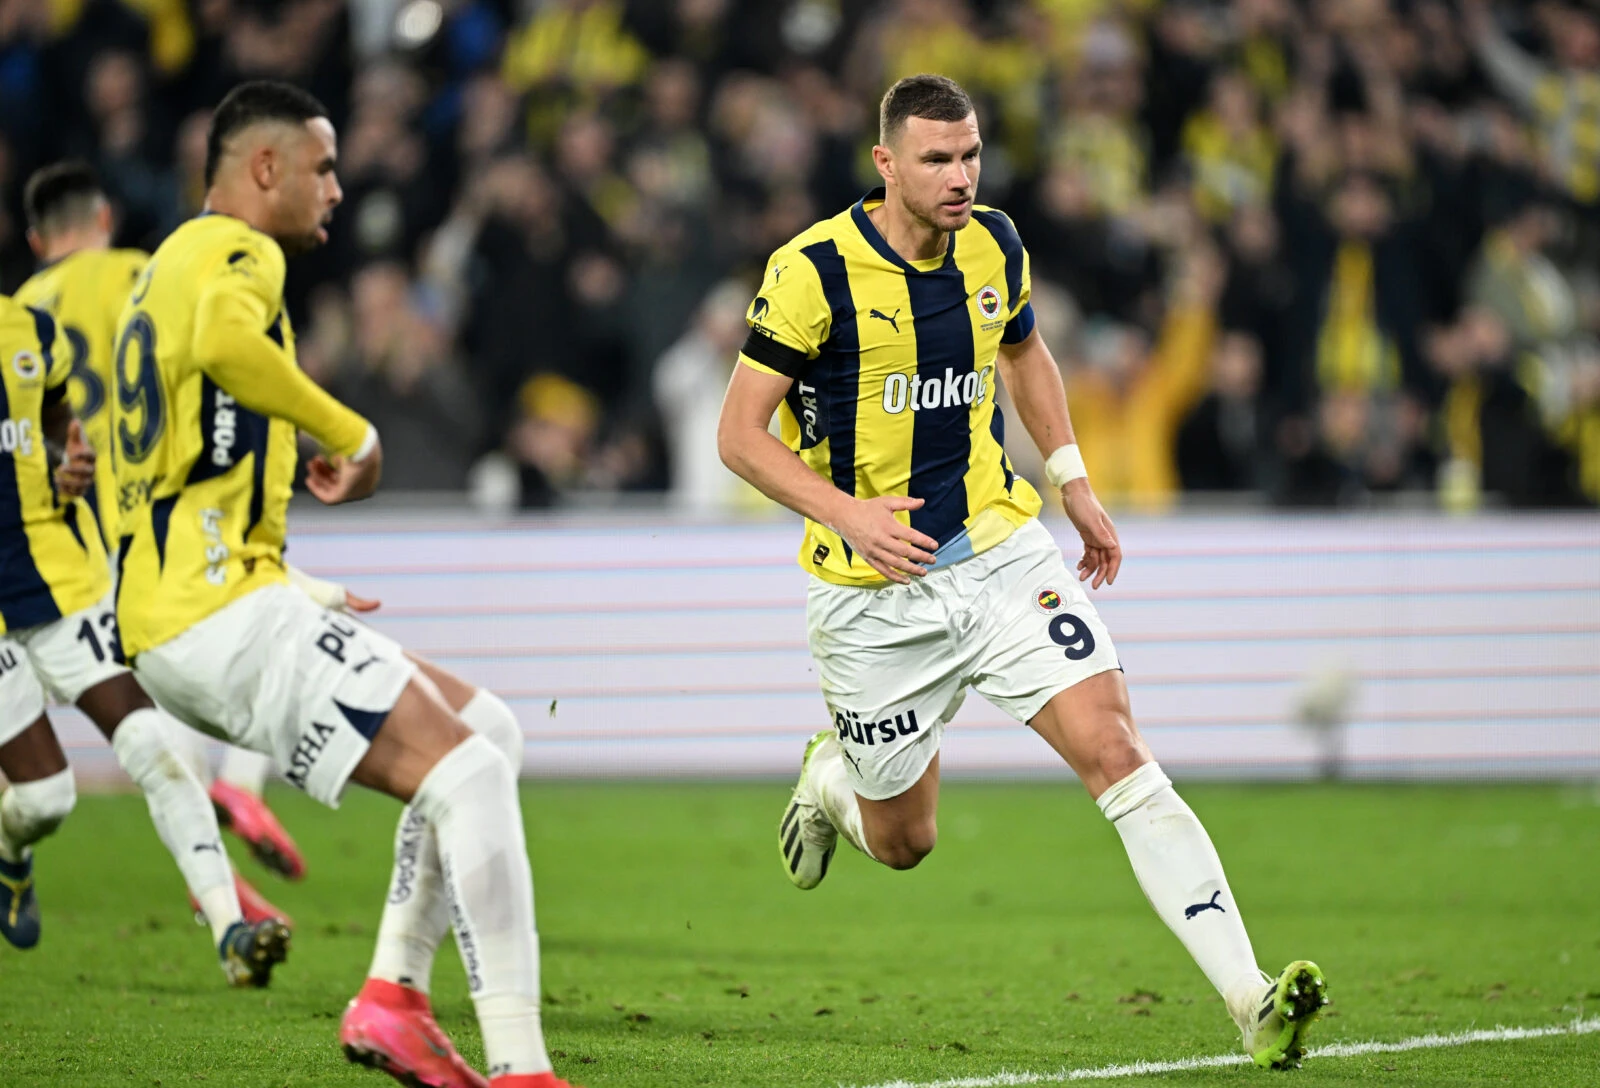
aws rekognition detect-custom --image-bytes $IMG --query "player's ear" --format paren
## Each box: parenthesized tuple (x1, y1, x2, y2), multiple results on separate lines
(250, 143, 277, 192)
(25, 227, 44, 260)
(95, 201, 113, 238)
(872, 144, 894, 186)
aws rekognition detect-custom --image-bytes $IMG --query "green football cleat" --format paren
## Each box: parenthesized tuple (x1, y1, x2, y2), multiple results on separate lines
(219, 918, 292, 988)
(778, 731, 838, 890)
(1243, 960, 1329, 1069)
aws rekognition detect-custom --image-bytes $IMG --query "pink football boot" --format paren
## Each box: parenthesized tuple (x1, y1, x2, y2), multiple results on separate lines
(340, 978, 489, 1088)
(210, 780, 306, 880)
(489, 1076, 582, 1088)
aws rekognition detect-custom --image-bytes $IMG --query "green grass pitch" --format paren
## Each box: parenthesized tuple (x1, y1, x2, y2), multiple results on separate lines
(2, 781, 1596, 1086)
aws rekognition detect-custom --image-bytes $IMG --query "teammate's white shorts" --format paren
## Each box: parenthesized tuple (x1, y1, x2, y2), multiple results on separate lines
(807, 518, 1120, 801)
(133, 583, 416, 807)
(0, 592, 128, 746)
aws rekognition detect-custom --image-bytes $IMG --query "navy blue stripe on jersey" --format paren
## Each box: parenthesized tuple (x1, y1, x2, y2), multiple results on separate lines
(83, 484, 107, 548)
(150, 494, 177, 570)
(801, 237, 860, 565)
(1002, 303, 1036, 344)
(802, 239, 859, 496)
(185, 376, 271, 543)
(0, 378, 60, 630)
(27, 307, 58, 376)
(113, 534, 131, 619)
(266, 312, 285, 348)
(62, 502, 86, 551)
(905, 257, 975, 548)
(243, 417, 269, 543)
(990, 407, 1015, 492)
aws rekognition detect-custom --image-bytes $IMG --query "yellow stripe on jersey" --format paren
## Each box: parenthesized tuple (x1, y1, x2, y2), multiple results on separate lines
(738, 189, 1042, 586)
(113, 214, 371, 658)
(15, 247, 149, 542)
(0, 298, 109, 635)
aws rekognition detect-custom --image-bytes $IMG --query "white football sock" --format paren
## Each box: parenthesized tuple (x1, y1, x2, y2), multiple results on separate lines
(0, 768, 76, 862)
(1099, 762, 1266, 1023)
(409, 734, 550, 1076)
(112, 708, 242, 945)
(367, 687, 523, 993)
(218, 746, 273, 797)
(368, 805, 448, 993)
(809, 734, 876, 860)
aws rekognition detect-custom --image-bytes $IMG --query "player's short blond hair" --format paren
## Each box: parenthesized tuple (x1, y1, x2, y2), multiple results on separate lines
(879, 74, 976, 146)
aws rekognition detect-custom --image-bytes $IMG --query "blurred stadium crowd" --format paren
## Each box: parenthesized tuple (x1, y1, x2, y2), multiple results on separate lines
(2, 0, 1598, 511)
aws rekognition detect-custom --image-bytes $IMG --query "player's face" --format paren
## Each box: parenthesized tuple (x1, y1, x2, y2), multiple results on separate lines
(884, 113, 981, 233)
(275, 118, 342, 255)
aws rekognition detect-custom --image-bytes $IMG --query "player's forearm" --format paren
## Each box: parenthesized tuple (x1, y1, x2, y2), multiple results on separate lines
(997, 335, 1078, 462)
(718, 424, 854, 529)
(193, 321, 371, 457)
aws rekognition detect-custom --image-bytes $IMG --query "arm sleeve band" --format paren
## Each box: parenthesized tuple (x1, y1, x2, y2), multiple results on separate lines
(739, 329, 809, 378)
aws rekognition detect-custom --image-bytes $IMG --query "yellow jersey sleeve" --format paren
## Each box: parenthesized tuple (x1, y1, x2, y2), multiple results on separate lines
(737, 249, 831, 380)
(192, 234, 370, 457)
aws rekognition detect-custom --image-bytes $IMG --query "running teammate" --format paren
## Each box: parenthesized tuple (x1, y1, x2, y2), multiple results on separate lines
(717, 74, 1328, 1070)
(110, 81, 572, 1088)
(14, 161, 295, 924)
(0, 293, 287, 984)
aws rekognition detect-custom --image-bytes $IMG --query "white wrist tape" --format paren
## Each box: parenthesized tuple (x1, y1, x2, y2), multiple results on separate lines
(1044, 444, 1088, 488)
(350, 424, 379, 464)
(286, 564, 349, 611)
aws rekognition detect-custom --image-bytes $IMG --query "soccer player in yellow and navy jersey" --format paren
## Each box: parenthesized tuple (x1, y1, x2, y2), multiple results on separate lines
(112, 81, 573, 1088)
(13, 168, 146, 543)
(15, 161, 307, 924)
(0, 291, 282, 981)
(718, 74, 1328, 1070)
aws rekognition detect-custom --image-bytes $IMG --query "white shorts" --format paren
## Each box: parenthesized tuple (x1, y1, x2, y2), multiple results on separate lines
(133, 583, 416, 807)
(0, 592, 128, 747)
(807, 518, 1120, 800)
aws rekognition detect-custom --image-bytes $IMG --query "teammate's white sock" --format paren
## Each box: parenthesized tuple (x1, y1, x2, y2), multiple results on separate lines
(112, 708, 242, 945)
(409, 734, 550, 1076)
(165, 715, 213, 785)
(367, 688, 523, 993)
(0, 768, 77, 862)
(1099, 762, 1266, 1022)
(809, 735, 876, 860)
(368, 805, 449, 993)
(218, 746, 273, 797)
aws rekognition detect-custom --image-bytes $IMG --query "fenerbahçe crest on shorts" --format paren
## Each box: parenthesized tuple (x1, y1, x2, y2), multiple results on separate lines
(738, 189, 1043, 586)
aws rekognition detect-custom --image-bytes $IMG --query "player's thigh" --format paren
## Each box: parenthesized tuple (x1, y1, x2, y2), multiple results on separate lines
(16, 593, 131, 721)
(1028, 670, 1151, 799)
(0, 714, 68, 783)
(808, 575, 963, 805)
(0, 636, 51, 762)
(349, 676, 472, 803)
(405, 652, 475, 714)
(136, 583, 420, 808)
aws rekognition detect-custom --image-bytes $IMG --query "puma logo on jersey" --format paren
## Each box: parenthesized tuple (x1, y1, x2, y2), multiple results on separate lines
(881, 365, 993, 414)
(869, 308, 901, 333)
(1185, 890, 1225, 919)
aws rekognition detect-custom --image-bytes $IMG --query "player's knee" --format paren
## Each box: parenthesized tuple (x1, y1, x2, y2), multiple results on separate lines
(876, 822, 937, 870)
(3, 767, 77, 839)
(458, 689, 524, 775)
(412, 733, 517, 823)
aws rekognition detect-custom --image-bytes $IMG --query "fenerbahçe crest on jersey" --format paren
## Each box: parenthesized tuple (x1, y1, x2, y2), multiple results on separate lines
(14, 247, 149, 542)
(739, 189, 1043, 586)
(0, 298, 109, 634)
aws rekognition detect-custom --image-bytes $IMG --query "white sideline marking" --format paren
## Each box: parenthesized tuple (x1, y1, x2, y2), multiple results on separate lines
(844, 1016, 1600, 1088)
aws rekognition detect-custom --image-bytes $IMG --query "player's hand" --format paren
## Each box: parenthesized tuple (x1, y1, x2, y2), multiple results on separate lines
(344, 591, 381, 613)
(53, 420, 96, 498)
(1061, 478, 1121, 589)
(832, 495, 940, 585)
(305, 440, 382, 505)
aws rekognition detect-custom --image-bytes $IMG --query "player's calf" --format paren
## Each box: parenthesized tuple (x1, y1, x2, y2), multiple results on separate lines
(0, 764, 75, 950)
